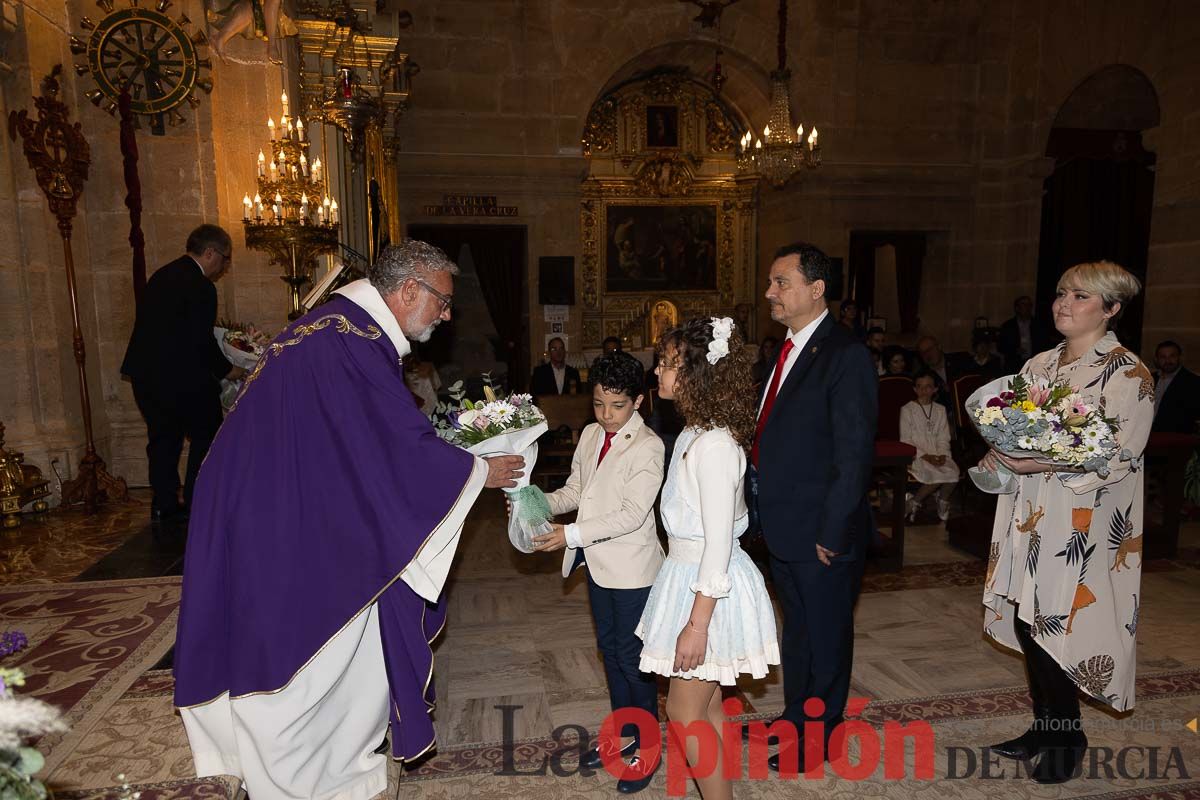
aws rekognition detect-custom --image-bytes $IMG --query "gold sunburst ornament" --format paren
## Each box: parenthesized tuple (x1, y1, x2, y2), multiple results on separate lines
(70, 0, 213, 132)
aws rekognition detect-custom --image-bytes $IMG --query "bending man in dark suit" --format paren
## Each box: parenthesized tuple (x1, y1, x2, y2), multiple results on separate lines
(121, 224, 244, 523)
(750, 242, 878, 769)
(530, 336, 581, 395)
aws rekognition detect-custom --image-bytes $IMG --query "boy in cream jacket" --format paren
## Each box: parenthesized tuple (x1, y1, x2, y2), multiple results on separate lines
(532, 351, 665, 794)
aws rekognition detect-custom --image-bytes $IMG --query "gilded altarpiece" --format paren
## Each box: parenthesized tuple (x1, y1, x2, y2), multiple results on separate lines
(579, 73, 758, 349)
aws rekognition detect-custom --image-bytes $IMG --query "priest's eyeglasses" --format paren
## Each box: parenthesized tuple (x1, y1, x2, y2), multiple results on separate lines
(414, 279, 453, 312)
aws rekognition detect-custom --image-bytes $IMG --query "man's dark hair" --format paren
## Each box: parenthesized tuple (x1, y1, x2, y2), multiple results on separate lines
(548, 337, 565, 349)
(186, 224, 231, 257)
(773, 242, 831, 297)
(867, 326, 885, 337)
(1014, 295, 1032, 309)
(1156, 340, 1182, 354)
(590, 351, 644, 400)
(602, 336, 622, 349)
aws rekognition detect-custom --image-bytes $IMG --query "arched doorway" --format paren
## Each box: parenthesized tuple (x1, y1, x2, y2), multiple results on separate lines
(1035, 65, 1160, 351)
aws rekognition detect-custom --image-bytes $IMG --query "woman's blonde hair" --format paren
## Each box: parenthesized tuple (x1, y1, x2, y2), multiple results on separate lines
(1057, 260, 1142, 326)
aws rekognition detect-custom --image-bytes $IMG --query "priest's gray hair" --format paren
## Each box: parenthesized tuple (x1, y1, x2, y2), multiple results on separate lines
(368, 238, 459, 297)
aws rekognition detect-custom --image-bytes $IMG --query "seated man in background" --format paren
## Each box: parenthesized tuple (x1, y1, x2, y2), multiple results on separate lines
(531, 337, 581, 395)
(1152, 340, 1200, 434)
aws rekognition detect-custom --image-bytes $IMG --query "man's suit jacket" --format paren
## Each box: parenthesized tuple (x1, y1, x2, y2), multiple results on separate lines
(545, 414, 665, 589)
(530, 362, 581, 396)
(1152, 367, 1200, 434)
(998, 316, 1055, 373)
(754, 316, 878, 561)
(121, 256, 231, 392)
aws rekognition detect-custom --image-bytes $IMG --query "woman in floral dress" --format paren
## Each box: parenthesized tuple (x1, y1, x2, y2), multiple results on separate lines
(980, 261, 1152, 784)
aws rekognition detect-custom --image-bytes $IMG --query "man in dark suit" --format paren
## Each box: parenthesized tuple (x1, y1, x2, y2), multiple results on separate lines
(998, 295, 1054, 373)
(121, 224, 243, 523)
(530, 336, 580, 395)
(1152, 340, 1200, 434)
(749, 242, 878, 769)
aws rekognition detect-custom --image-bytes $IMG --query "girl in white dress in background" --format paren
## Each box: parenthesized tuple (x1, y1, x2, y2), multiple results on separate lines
(899, 370, 960, 522)
(637, 317, 780, 800)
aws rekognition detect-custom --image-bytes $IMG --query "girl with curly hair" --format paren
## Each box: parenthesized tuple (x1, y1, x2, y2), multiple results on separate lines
(636, 317, 780, 799)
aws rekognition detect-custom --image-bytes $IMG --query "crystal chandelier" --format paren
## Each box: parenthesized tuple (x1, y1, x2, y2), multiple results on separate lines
(736, 0, 821, 188)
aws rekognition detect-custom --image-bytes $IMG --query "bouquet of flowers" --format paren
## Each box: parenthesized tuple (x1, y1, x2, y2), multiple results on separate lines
(214, 320, 272, 371)
(966, 374, 1121, 494)
(0, 630, 66, 800)
(213, 321, 273, 410)
(434, 378, 549, 553)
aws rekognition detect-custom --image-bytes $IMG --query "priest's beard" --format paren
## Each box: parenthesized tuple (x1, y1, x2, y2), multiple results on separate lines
(405, 317, 440, 343)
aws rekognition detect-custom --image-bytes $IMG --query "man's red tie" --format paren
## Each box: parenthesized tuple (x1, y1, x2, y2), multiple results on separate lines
(597, 431, 616, 466)
(751, 338, 795, 466)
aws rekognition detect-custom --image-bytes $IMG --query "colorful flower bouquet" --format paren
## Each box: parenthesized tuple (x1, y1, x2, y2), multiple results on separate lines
(1, 630, 66, 800)
(213, 321, 273, 410)
(966, 374, 1121, 494)
(434, 379, 549, 553)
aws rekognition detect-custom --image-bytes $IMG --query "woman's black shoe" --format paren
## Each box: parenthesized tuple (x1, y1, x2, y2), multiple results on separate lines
(990, 725, 1050, 760)
(1031, 733, 1087, 784)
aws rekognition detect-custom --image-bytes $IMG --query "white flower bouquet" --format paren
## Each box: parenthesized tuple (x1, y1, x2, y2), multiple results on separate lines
(966, 374, 1123, 494)
(434, 378, 549, 552)
(214, 321, 273, 411)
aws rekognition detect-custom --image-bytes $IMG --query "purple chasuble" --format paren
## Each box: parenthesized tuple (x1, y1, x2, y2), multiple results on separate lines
(173, 295, 475, 760)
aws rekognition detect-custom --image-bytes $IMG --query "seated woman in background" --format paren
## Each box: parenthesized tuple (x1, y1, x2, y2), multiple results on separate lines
(881, 345, 911, 377)
(900, 371, 960, 522)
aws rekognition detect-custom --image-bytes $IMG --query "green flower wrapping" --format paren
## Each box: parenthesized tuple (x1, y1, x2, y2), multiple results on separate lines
(508, 485, 551, 527)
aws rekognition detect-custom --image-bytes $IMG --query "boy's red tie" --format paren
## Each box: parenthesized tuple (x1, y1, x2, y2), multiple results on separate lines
(597, 431, 616, 466)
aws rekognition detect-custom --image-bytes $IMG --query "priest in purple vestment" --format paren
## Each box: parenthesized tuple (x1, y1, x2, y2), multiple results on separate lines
(173, 238, 524, 800)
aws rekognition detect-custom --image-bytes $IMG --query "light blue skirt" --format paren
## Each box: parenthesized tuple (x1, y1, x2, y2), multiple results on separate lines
(635, 539, 780, 685)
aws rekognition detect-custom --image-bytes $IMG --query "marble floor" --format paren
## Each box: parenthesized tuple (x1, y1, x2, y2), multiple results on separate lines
(4, 487, 1199, 799)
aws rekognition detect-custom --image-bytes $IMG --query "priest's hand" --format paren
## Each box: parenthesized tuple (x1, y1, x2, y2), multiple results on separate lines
(226, 365, 247, 381)
(532, 523, 567, 552)
(484, 455, 525, 488)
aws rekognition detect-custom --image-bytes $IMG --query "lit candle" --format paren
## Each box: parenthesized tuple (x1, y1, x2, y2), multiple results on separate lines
(243, 193, 251, 220)
(764, 124, 770, 138)
(280, 114, 288, 138)
(253, 192, 263, 220)
(317, 203, 325, 224)
(808, 127, 818, 149)
(312, 158, 322, 182)
(300, 153, 309, 176)
(268, 117, 275, 141)
(290, 164, 298, 180)
(257, 150, 266, 177)
(322, 195, 331, 225)
(330, 199, 339, 225)
(796, 123, 803, 140)
(278, 150, 286, 172)
(269, 159, 278, 180)
(274, 192, 284, 222)
(300, 192, 309, 221)
(755, 138, 762, 149)
(286, 118, 295, 141)
(296, 118, 305, 142)
(281, 91, 289, 117)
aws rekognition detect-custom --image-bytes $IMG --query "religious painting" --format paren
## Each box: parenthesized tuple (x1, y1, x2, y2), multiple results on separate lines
(646, 105, 679, 148)
(605, 204, 718, 293)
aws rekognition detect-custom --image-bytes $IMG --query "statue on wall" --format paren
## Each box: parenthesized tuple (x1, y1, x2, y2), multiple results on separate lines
(206, 0, 297, 64)
(649, 300, 679, 346)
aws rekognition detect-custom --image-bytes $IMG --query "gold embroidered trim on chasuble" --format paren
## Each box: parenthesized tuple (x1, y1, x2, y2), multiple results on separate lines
(231, 314, 382, 411)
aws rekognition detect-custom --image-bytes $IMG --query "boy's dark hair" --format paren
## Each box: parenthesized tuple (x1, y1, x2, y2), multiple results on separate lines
(912, 369, 939, 386)
(590, 351, 644, 399)
(867, 326, 885, 336)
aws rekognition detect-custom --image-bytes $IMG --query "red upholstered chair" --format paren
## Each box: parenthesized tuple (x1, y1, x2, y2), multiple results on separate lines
(877, 376, 915, 441)
(952, 373, 989, 431)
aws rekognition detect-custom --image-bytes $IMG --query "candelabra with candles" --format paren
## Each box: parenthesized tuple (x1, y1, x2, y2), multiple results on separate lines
(242, 92, 341, 320)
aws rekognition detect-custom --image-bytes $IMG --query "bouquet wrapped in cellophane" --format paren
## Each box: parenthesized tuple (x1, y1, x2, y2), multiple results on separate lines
(214, 320, 273, 410)
(434, 378, 549, 552)
(966, 374, 1122, 494)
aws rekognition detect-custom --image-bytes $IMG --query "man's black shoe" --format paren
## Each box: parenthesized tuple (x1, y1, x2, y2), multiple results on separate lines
(742, 720, 781, 745)
(581, 738, 637, 770)
(617, 755, 658, 794)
